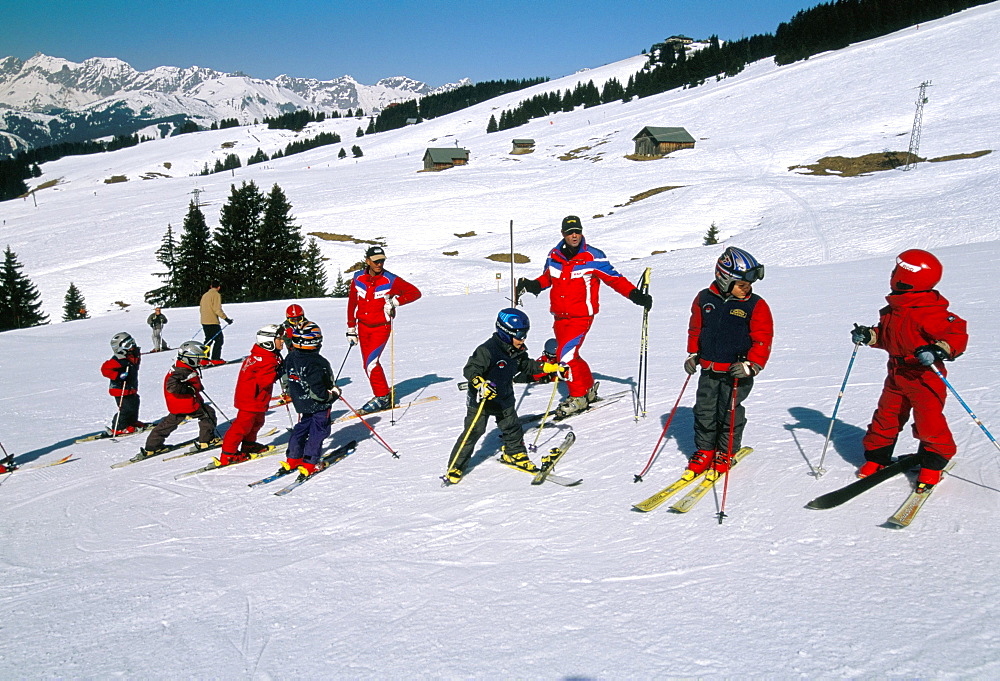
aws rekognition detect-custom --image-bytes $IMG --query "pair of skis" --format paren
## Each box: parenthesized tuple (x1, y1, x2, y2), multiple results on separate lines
(806, 454, 952, 528)
(1, 454, 74, 475)
(173, 443, 286, 480)
(633, 447, 753, 513)
(495, 432, 582, 486)
(247, 440, 359, 496)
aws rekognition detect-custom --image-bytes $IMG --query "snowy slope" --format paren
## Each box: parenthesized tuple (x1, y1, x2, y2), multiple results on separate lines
(2, 4, 1000, 677)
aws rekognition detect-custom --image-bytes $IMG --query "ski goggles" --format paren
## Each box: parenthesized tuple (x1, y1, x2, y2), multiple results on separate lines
(738, 264, 765, 283)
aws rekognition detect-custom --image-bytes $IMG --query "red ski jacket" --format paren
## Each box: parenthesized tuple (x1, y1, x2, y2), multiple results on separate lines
(233, 344, 283, 412)
(101, 351, 140, 396)
(348, 268, 422, 327)
(687, 283, 773, 371)
(530, 238, 636, 319)
(163, 362, 204, 415)
(872, 290, 967, 365)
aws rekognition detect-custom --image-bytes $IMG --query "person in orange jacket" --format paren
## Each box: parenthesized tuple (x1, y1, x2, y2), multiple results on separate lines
(851, 249, 968, 492)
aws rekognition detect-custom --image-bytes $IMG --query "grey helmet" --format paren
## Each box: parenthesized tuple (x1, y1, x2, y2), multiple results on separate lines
(110, 332, 137, 358)
(256, 324, 281, 352)
(177, 340, 210, 368)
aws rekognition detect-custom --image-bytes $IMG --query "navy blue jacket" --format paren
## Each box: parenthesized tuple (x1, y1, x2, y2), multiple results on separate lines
(283, 348, 336, 414)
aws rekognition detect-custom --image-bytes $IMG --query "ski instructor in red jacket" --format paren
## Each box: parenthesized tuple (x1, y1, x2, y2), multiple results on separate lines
(517, 216, 652, 417)
(347, 245, 422, 413)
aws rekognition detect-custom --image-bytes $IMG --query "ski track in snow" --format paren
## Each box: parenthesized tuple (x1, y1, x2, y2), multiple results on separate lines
(3, 5, 1000, 677)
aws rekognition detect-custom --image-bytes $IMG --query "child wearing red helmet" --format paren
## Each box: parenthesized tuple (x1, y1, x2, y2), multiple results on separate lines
(851, 249, 968, 492)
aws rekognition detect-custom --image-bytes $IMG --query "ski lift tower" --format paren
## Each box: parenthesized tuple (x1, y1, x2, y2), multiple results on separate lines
(903, 80, 932, 171)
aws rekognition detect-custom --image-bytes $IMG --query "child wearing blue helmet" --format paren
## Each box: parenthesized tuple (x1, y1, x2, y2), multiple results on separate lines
(444, 309, 565, 484)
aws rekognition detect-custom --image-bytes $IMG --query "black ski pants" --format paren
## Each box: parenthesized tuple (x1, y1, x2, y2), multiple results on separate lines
(144, 405, 217, 450)
(111, 393, 141, 430)
(449, 400, 526, 472)
(693, 370, 754, 453)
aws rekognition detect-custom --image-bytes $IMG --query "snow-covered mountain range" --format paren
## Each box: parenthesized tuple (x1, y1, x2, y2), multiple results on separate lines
(0, 53, 468, 155)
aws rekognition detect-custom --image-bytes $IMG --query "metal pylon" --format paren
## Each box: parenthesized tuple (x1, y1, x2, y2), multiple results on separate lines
(903, 80, 932, 171)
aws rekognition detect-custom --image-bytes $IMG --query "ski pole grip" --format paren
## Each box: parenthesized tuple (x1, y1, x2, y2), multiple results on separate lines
(458, 381, 469, 391)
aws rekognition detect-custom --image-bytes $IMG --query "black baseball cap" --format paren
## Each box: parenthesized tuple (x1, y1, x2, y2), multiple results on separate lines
(365, 246, 386, 261)
(561, 216, 583, 234)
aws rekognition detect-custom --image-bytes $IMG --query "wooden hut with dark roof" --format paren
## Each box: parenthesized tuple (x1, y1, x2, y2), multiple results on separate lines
(632, 127, 696, 156)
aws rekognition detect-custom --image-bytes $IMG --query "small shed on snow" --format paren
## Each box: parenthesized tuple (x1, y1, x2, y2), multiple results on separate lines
(423, 148, 470, 170)
(632, 126, 695, 156)
(511, 139, 535, 154)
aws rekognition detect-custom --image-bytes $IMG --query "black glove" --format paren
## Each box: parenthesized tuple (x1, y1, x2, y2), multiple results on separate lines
(914, 344, 949, 366)
(684, 354, 699, 375)
(628, 289, 653, 310)
(224, 318, 234, 325)
(516, 278, 542, 297)
(728, 361, 760, 379)
(328, 385, 343, 401)
(851, 324, 874, 345)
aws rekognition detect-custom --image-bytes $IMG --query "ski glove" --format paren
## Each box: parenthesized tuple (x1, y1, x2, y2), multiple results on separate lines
(728, 361, 761, 379)
(915, 343, 950, 366)
(346, 327, 359, 346)
(224, 318, 234, 325)
(684, 353, 700, 376)
(542, 362, 568, 377)
(328, 385, 343, 401)
(471, 376, 497, 401)
(851, 323, 875, 345)
(516, 278, 542, 297)
(384, 296, 400, 320)
(276, 393, 292, 406)
(628, 288, 653, 310)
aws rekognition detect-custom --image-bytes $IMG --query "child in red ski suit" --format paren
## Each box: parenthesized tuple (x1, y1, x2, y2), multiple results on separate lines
(852, 249, 968, 492)
(347, 245, 422, 413)
(101, 332, 145, 434)
(218, 325, 284, 466)
(683, 247, 773, 477)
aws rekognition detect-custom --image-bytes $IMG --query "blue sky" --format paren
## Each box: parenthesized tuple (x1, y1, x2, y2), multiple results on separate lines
(2, 0, 818, 86)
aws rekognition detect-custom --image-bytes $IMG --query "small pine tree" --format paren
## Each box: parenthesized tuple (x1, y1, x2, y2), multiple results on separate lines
(356, 126, 365, 137)
(0, 245, 48, 331)
(145, 223, 179, 306)
(703, 222, 721, 245)
(300, 239, 329, 298)
(331, 270, 350, 298)
(62, 282, 89, 321)
(352, 145, 363, 158)
(365, 118, 375, 134)
(338, 147, 347, 159)
(487, 114, 498, 133)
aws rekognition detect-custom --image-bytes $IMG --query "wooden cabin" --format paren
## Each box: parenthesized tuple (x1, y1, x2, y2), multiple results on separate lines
(422, 148, 470, 171)
(632, 127, 696, 156)
(511, 139, 535, 154)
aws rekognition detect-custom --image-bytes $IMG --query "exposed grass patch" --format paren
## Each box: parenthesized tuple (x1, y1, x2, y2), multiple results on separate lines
(345, 261, 365, 273)
(615, 186, 684, 207)
(786, 149, 993, 177)
(104, 175, 128, 184)
(455, 231, 476, 238)
(141, 172, 170, 180)
(309, 232, 383, 246)
(443, 251, 459, 256)
(221, 141, 237, 149)
(34, 179, 60, 191)
(486, 253, 531, 264)
(559, 140, 608, 162)
(624, 154, 665, 161)
(929, 149, 992, 163)
(163, 162, 172, 169)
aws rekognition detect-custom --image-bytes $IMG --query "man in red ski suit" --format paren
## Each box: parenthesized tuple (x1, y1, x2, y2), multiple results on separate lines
(140, 341, 219, 458)
(218, 325, 285, 466)
(852, 249, 968, 492)
(516, 216, 651, 416)
(101, 332, 145, 434)
(347, 245, 422, 413)
(683, 247, 773, 476)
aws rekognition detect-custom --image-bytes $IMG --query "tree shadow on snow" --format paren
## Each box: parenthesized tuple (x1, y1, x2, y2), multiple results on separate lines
(785, 405, 867, 472)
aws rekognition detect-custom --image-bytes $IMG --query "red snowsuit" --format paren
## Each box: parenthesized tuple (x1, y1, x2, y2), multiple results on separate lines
(862, 290, 968, 467)
(347, 267, 421, 397)
(222, 344, 283, 454)
(529, 238, 637, 397)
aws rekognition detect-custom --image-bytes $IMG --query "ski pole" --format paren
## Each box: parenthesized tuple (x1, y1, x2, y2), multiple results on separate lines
(447, 397, 487, 472)
(634, 267, 651, 421)
(717, 377, 739, 524)
(338, 394, 399, 458)
(929, 364, 1000, 453)
(198, 388, 231, 438)
(334, 343, 354, 382)
(529, 376, 561, 453)
(0, 440, 14, 467)
(390, 320, 396, 426)
(634, 373, 692, 482)
(814, 342, 862, 478)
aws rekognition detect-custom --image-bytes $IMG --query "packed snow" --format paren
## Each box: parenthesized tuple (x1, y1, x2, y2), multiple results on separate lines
(1, 4, 999, 677)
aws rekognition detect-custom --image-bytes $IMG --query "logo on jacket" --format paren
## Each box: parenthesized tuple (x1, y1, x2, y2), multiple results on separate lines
(702, 303, 716, 315)
(497, 360, 508, 369)
(730, 309, 748, 318)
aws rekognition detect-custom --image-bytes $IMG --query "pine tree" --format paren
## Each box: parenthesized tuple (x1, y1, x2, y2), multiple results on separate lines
(365, 118, 375, 134)
(332, 270, 350, 298)
(352, 145, 363, 158)
(356, 126, 365, 137)
(62, 282, 89, 321)
(338, 147, 347, 159)
(253, 183, 304, 301)
(487, 114, 498, 133)
(214, 181, 265, 303)
(704, 222, 721, 245)
(0, 246, 48, 331)
(173, 202, 213, 306)
(300, 238, 329, 298)
(144, 223, 179, 306)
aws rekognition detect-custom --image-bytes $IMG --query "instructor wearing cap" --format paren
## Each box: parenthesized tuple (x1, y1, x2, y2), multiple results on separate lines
(347, 245, 423, 413)
(517, 215, 652, 417)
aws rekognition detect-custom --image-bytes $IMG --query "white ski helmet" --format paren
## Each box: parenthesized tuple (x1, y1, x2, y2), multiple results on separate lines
(256, 324, 281, 351)
(110, 332, 137, 358)
(177, 340, 210, 367)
